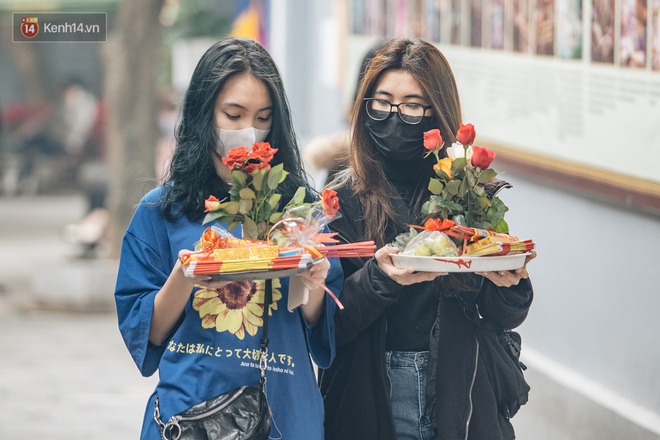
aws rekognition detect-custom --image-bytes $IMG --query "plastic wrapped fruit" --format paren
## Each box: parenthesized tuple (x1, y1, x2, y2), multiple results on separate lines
(402, 230, 459, 257)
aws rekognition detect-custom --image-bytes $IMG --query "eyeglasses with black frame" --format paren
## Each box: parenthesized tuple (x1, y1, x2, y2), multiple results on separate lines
(363, 98, 432, 125)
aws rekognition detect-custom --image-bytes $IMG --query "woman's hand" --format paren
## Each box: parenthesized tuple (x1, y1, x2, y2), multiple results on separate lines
(476, 250, 537, 287)
(186, 274, 232, 290)
(178, 250, 232, 290)
(298, 258, 332, 327)
(299, 257, 331, 290)
(375, 246, 447, 285)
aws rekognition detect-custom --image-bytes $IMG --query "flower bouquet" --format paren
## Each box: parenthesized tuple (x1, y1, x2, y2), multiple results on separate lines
(179, 142, 376, 306)
(201, 141, 289, 241)
(390, 124, 534, 273)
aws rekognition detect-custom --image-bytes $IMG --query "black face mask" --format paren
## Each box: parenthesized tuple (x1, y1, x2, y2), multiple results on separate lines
(366, 116, 435, 162)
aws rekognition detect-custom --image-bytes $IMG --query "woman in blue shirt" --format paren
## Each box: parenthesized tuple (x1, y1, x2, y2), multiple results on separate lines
(115, 37, 343, 440)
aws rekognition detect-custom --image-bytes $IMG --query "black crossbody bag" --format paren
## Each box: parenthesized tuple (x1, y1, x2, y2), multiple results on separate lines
(461, 296, 530, 419)
(154, 279, 274, 440)
(473, 317, 530, 419)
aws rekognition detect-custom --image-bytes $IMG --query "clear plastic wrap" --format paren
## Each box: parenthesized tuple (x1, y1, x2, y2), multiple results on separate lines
(402, 230, 459, 257)
(269, 201, 342, 247)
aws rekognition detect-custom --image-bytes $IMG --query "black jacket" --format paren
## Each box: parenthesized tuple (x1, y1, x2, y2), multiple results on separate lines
(319, 184, 533, 440)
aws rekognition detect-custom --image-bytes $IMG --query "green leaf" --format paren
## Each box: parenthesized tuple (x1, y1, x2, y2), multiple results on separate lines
(430, 194, 444, 203)
(446, 179, 461, 195)
(215, 215, 236, 224)
(239, 188, 256, 199)
(284, 186, 306, 210)
(222, 201, 240, 215)
(242, 217, 258, 239)
(422, 198, 441, 215)
(438, 199, 463, 212)
(227, 221, 239, 233)
(267, 163, 285, 189)
(486, 197, 508, 227)
(466, 170, 477, 186)
(263, 205, 273, 221)
(231, 170, 247, 186)
(458, 178, 468, 197)
(428, 178, 444, 195)
(478, 168, 497, 183)
(478, 196, 492, 209)
(473, 185, 485, 197)
(490, 197, 509, 216)
(269, 212, 283, 223)
(434, 169, 451, 180)
(252, 168, 265, 191)
(481, 221, 494, 230)
(268, 193, 282, 209)
(452, 214, 466, 225)
(239, 198, 253, 214)
(202, 211, 224, 225)
(493, 219, 509, 234)
(451, 158, 466, 176)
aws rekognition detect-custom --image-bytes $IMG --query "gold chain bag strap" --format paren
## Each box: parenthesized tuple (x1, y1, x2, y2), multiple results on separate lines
(154, 279, 274, 440)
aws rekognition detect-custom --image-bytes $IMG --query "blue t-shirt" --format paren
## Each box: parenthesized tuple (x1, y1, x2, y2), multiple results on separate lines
(115, 186, 343, 440)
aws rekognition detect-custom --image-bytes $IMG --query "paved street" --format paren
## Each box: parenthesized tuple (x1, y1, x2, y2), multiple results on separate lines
(0, 310, 157, 439)
(0, 193, 157, 439)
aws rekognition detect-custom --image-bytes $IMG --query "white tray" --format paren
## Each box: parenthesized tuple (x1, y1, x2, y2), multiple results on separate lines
(391, 252, 529, 273)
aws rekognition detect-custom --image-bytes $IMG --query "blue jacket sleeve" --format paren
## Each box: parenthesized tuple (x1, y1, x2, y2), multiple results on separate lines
(114, 195, 176, 377)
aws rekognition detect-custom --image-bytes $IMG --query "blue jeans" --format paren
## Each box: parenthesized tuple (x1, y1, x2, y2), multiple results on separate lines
(386, 351, 436, 440)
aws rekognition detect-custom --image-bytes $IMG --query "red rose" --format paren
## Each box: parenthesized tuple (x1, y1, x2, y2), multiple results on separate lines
(471, 146, 496, 169)
(423, 129, 443, 152)
(321, 188, 340, 218)
(456, 123, 476, 146)
(222, 146, 250, 169)
(204, 195, 221, 212)
(243, 161, 270, 174)
(250, 141, 278, 164)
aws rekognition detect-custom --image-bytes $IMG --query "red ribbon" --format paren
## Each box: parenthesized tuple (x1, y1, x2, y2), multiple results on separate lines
(407, 219, 472, 240)
(423, 218, 454, 231)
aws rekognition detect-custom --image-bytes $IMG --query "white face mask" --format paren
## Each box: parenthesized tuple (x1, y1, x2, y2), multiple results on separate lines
(216, 127, 270, 156)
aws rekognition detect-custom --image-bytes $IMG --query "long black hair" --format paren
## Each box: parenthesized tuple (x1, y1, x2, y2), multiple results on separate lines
(162, 37, 311, 221)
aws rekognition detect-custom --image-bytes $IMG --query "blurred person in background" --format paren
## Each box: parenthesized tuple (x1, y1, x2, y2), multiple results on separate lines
(318, 37, 535, 440)
(114, 37, 343, 440)
(63, 88, 178, 258)
(8, 77, 100, 196)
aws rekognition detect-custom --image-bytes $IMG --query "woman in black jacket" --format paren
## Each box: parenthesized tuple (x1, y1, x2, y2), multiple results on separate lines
(319, 38, 535, 440)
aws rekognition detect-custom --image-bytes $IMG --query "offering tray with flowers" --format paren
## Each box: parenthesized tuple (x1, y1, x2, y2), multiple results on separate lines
(180, 226, 376, 280)
(182, 141, 375, 279)
(391, 220, 534, 273)
(390, 123, 535, 273)
(178, 141, 376, 310)
(180, 225, 376, 309)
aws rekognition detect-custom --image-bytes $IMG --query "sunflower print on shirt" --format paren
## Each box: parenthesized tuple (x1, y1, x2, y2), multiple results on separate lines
(192, 279, 282, 340)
